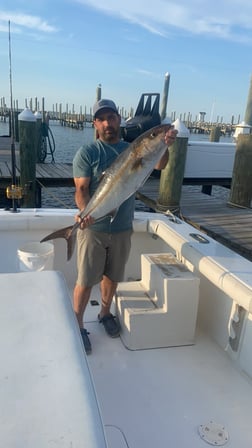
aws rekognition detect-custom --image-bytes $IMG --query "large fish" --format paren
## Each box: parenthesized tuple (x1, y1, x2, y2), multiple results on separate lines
(41, 124, 171, 260)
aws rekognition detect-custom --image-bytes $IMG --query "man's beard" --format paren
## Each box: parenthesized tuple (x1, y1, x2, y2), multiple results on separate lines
(102, 127, 119, 142)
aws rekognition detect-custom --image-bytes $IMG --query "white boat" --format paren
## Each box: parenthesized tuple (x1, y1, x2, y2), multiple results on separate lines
(1, 207, 252, 447)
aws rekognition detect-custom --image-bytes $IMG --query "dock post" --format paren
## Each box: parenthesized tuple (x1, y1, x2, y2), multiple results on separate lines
(160, 72, 170, 121)
(156, 119, 189, 213)
(244, 75, 252, 126)
(209, 125, 221, 142)
(229, 134, 252, 207)
(34, 111, 42, 163)
(94, 84, 101, 139)
(18, 108, 37, 207)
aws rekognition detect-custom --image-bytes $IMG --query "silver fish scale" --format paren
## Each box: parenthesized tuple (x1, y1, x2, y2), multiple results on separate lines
(81, 125, 169, 221)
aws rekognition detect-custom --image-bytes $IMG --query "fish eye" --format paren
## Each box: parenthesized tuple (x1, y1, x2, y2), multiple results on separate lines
(150, 132, 156, 138)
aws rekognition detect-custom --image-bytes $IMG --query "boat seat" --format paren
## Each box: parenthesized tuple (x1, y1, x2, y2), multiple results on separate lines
(0, 270, 107, 448)
(116, 253, 200, 350)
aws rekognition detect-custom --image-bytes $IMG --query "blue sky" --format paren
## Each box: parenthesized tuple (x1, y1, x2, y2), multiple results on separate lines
(0, 0, 252, 123)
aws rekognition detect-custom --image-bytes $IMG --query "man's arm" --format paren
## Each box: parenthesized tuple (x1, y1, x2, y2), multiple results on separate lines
(74, 176, 95, 227)
(74, 176, 91, 210)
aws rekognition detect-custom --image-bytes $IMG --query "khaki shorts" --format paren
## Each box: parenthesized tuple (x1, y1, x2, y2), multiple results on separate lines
(76, 228, 133, 287)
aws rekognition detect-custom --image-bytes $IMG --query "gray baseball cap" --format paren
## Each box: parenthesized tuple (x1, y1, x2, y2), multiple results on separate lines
(93, 99, 118, 118)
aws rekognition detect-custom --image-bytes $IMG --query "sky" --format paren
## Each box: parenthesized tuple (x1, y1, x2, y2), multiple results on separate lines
(0, 0, 252, 123)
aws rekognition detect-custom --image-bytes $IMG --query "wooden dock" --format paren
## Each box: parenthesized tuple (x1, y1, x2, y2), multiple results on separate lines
(0, 160, 74, 188)
(1, 138, 252, 262)
(0, 136, 73, 188)
(179, 188, 252, 261)
(138, 178, 252, 261)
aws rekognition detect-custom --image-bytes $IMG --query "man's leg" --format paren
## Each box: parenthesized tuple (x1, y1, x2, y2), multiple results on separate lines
(73, 283, 92, 327)
(98, 275, 120, 337)
(99, 275, 118, 318)
(73, 283, 92, 353)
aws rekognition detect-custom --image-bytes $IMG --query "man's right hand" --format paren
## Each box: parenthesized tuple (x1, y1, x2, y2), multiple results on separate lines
(75, 213, 95, 229)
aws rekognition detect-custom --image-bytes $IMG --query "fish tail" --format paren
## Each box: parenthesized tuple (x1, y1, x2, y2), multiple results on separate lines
(40, 224, 77, 261)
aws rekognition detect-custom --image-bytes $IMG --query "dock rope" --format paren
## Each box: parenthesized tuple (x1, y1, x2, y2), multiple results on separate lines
(37, 122, 56, 163)
(35, 178, 74, 208)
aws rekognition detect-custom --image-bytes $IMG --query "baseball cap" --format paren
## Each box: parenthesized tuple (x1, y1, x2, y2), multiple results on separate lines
(93, 99, 118, 118)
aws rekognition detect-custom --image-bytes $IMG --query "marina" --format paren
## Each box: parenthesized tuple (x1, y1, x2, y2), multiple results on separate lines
(1, 129, 251, 262)
(1, 108, 252, 448)
(1, 4, 252, 447)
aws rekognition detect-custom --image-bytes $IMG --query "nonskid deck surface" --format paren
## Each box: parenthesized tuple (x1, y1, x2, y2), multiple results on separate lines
(83, 289, 252, 448)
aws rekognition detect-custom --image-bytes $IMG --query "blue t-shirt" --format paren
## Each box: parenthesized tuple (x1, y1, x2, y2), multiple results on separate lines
(73, 139, 135, 233)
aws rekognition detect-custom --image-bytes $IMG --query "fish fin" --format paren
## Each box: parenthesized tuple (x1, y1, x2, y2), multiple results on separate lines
(110, 209, 118, 222)
(98, 209, 118, 222)
(40, 224, 77, 261)
(67, 231, 77, 261)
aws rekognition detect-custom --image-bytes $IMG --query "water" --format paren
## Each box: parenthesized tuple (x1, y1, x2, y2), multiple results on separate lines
(47, 121, 94, 163)
(39, 121, 95, 208)
(0, 119, 94, 208)
(0, 119, 233, 208)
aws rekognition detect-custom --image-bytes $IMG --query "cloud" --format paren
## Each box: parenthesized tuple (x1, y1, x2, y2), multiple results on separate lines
(0, 10, 58, 34)
(135, 69, 162, 78)
(74, 0, 252, 43)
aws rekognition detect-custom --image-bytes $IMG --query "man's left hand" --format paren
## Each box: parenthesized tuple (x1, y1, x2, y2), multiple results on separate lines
(165, 126, 178, 146)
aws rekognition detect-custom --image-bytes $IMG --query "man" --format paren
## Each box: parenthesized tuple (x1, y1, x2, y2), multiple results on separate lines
(73, 98, 177, 354)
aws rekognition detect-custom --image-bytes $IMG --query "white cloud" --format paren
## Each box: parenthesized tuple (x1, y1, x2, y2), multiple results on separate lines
(0, 10, 58, 34)
(135, 69, 162, 78)
(74, 0, 252, 43)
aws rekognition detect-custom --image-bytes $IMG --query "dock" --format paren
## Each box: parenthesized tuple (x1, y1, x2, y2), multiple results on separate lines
(0, 162, 73, 188)
(137, 178, 252, 261)
(0, 136, 73, 187)
(180, 187, 252, 261)
(1, 138, 252, 262)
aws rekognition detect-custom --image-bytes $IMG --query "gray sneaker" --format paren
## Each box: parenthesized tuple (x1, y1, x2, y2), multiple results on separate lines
(98, 314, 120, 338)
(80, 328, 92, 354)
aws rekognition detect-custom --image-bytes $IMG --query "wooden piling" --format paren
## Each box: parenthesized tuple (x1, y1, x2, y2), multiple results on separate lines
(244, 75, 252, 126)
(209, 125, 221, 142)
(160, 72, 170, 121)
(229, 134, 252, 207)
(156, 136, 189, 212)
(94, 84, 102, 139)
(18, 108, 37, 207)
(34, 111, 42, 163)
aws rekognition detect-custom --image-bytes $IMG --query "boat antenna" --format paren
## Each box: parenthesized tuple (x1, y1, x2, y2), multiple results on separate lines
(8, 20, 18, 212)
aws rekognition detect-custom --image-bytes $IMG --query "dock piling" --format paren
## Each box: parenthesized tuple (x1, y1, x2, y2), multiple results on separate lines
(209, 126, 221, 142)
(244, 75, 252, 126)
(18, 108, 37, 207)
(229, 134, 252, 207)
(160, 72, 170, 121)
(157, 119, 190, 212)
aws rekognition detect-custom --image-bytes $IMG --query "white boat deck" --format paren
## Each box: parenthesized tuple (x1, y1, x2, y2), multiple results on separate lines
(84, 288, 252, 448)
(1, 209, 252, 447)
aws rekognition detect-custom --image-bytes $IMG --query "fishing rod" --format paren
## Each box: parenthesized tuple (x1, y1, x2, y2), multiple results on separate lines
(6, 20, 20, 212)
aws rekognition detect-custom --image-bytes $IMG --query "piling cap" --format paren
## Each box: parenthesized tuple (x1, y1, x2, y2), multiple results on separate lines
(93, 99, 118, 118)
(34, 111, 42, 120)
(233, 120, 251, 140)
(172, 118, 190, 138)
(18, 108, 36, 122)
